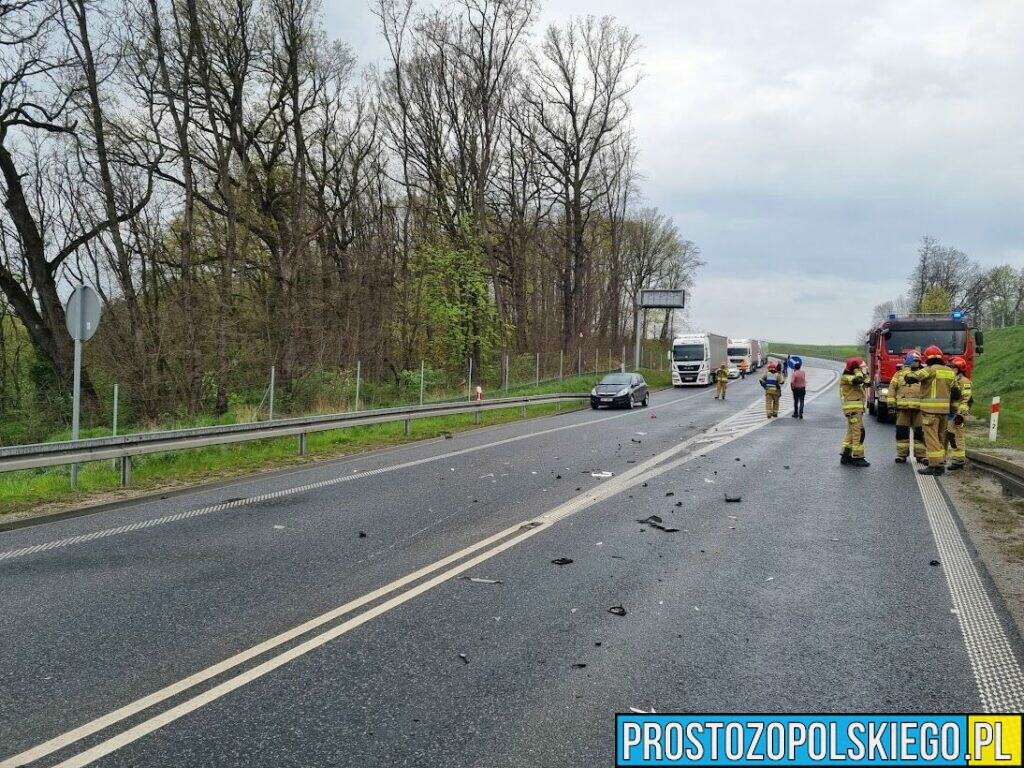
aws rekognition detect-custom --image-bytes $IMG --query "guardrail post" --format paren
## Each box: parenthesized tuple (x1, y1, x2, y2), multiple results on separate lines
(404, 418, 411, 436)
(474, 408, 481, 425)
(120, 455, 132, 487)
(298, 433, 307, 456)
(521, 403, 527, 418)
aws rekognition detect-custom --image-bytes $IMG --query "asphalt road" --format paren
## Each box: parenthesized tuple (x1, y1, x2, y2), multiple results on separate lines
(1, 363, 1022, 767)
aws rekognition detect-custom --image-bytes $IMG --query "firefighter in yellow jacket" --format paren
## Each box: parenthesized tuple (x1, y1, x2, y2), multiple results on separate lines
(714, 363, 729, 400)
(840, 356, 870, 467)
(905, 345, 956, 476)
(947, 356, 972, 471)
(888, 350, 926, 464)
(759, 362, 782, 418)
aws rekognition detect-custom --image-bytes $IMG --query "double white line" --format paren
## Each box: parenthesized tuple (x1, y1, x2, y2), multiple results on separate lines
(4, 372, 838, 767)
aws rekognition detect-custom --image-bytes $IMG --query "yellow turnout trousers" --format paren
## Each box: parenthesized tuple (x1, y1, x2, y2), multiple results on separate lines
(843, 412, 865, 458)
(921, 413, 948, 466)
(765, 390, 780, 416)
(715, 380, 727, 399)
(895, 410, 925, 460)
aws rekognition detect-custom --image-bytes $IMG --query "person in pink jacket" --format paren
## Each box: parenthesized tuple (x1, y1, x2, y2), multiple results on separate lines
(790, 361, 807, 419)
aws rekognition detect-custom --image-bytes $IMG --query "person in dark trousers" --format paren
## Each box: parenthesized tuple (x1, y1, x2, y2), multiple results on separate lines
(790, 361, 806, 418)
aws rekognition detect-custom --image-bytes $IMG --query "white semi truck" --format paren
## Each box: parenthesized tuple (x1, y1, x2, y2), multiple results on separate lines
(727, 339, 754, 378)
(670, 332, 729, 386)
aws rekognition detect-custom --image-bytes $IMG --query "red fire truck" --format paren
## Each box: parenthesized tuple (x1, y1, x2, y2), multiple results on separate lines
(865, 311, 984, 422)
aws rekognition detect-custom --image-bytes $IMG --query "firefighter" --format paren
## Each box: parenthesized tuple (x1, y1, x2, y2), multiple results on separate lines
(905, 345, 956, 476)
(759, 362, 782, 418)
(714, 362, 729, 400)
(888, 350, 925, 464)
(947, 356, 973, 470)
(840, 356, 870, 467)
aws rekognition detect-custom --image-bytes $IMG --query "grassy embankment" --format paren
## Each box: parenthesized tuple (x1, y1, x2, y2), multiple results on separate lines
(773, 331, 1024, 450)
(0, 369, 672, 518)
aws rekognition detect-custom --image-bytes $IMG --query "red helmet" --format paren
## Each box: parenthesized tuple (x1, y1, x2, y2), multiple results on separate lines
(844, 356, 865, 372)
(768, 362, 777, 371)
(923, 345, 944, 361)
(951, 356, 967, 371)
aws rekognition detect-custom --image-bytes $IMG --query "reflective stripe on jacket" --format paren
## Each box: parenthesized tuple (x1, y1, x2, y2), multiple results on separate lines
(955, 374, 973, 417)
(889, 366, 921, 410)
(839, 371, 867, 413)
(760, 373, 782, 392)
(914, 363, 955, 414)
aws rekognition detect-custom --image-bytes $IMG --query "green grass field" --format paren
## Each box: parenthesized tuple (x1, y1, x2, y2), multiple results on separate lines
(768, 342, 863, 362)
(964, 326, 1024, 450)
(0, 369, 671, 518)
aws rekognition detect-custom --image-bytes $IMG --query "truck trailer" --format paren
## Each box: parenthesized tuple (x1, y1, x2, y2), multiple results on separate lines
(670, 333, 729, 386)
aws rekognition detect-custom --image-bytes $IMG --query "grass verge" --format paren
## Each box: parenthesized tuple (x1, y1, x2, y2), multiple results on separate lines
(0, 369, 671, 520)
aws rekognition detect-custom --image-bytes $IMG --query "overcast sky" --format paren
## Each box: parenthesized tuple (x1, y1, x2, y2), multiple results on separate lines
(326, 0, 1024, 344)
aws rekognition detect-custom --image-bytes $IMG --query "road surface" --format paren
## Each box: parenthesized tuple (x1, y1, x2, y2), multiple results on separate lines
(1, 362, 1022, 767)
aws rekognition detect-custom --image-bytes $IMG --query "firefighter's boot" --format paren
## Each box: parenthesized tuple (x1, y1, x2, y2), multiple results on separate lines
(850, 457, 871, 468)
(840, 448, 852, 465)
(917, 464, 945, 476)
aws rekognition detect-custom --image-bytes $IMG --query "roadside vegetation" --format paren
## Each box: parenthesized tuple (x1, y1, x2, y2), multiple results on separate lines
(964, 326, 1024, 450)
(0, 369, 672, 519)
(768, 343, 862, 362)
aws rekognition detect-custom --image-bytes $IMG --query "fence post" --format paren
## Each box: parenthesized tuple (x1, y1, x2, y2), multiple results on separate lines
(119, 455, 132, 487)
(268, 366, 275, 421)
(420, 360, 425, 406)
(354, 362, 362, 415)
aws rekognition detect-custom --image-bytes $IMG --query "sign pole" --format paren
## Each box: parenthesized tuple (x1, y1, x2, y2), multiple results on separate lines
(990, 396, 1000, 442)
(71, 333, 83, 490)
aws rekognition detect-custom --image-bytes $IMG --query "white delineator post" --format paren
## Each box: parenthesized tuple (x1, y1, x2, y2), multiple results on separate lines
(989, 396, 1000, 442)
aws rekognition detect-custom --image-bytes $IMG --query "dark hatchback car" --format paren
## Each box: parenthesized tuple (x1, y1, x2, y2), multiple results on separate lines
(590, 372, 649, 409)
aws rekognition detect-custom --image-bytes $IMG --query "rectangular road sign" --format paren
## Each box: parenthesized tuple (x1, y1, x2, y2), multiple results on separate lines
(638, 289, 685, 309)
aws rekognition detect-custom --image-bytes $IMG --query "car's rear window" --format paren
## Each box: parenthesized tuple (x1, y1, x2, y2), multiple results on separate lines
(600, 374, 632, 385)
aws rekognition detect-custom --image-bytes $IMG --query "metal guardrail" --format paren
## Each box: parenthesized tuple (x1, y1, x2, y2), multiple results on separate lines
(965, 449, 1024, 496)
(0, 393, 591, 485)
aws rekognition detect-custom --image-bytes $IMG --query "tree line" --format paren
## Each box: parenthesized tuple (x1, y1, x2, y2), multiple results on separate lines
(870, 236, 1024, 332)
(0, 0, 701, 429)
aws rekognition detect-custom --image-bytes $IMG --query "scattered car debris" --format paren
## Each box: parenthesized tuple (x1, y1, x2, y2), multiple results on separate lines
(458, 653, 469, 664)
(273, 525, 285, 530)
(571, 663, 588, 669)
(635, 431, 647, 436)
(631, 438, 642, 444)
(458, 577, 503, 584)
(783, 465, 791, 470)
(358, 531, 368, 538)
(765, 577, 775, 582)
(704, 478, 715, 484)
(479, 473, 495, 479)
(608, 605, 627, 616)
(551, 558, 574, 566)
(675, 501, 683, 507)
(591, 471, 614, 478)
(724, 495, 742, 503)
(665, 491, 674, 497)
(637, 515, 680, 533)
(929, 560, 941, 566)
(595, 642, 602, 647)
(556, 474, 562, 479)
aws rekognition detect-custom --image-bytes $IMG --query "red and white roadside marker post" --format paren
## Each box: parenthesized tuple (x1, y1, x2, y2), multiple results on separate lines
(989, 396, 1001, 442)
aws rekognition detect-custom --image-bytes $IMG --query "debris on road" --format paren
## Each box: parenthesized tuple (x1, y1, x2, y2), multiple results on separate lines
(458, 577, 503, 584)
(635, 431, 647, 436)
(765, 577, 775, 582)
(704, 478, 715, 484)
(551, 558, 574, 566)
(608, 605, 627, 616)
(458, 653, 469, 664)
(637, 515, 680, 533)
(666, 491, 675, 497)
(479, 473, 495, 479)
(556, 474, 562, 479)
(724, 495, 742, 503)
(783, 465, 791, 470)
(358, 531, 368, 538)
(273, 525, 285, 530)
(930, 560, 941, 566)
(631, 438, 642, 444)
(571, 663, 588, 669)
(591, 471, 614, 478)
(675, 501, 683, 507)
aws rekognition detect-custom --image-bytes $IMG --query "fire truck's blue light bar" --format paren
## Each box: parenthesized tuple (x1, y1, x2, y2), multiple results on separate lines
(952, 310, 964, 320)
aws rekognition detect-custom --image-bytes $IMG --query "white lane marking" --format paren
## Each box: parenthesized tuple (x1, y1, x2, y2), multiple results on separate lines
(7, 372, 839, 767)
(0, 390, 714, 563)
(913, 469, 1024, 712)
